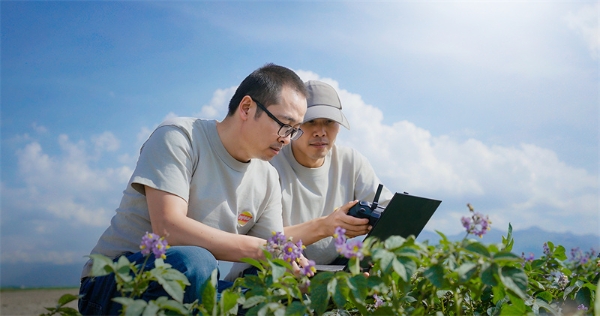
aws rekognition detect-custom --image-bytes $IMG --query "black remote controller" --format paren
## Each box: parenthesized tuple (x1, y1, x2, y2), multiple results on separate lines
(347, 184, 384, 226)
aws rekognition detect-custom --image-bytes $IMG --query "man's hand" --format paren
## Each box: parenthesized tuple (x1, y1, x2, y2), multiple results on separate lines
(323, 200, 371, 238)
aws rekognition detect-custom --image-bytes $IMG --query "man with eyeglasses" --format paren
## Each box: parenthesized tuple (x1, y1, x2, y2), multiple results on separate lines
(270, 80, 394, 266)
(78, 64, 310, 315)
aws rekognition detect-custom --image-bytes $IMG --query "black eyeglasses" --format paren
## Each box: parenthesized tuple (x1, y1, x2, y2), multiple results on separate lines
(250, 97, 304, 141)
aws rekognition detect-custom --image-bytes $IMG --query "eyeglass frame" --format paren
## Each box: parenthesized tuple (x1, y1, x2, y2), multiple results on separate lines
(249, 96, 304, 141)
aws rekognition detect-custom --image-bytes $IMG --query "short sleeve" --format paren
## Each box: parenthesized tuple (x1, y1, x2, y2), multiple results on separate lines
(130, 125, 196, 202)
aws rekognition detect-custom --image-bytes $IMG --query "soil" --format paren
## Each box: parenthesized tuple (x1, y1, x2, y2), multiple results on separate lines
(0, 288, 79, 316)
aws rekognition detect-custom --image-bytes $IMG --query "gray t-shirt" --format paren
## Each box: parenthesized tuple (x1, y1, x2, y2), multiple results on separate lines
(270, 144, 393, 264)
(82, 118, 283, 278)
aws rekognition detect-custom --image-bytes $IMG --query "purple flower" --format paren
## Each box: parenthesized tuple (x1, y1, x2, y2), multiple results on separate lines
(333, 226, 364, 259)
(521, 252, 535, 267)
(543, 243, 550, 256)
(140, 232, 170, 259)
(334, 226, 347, 252)
(373, 294, 384, 308)
(461, 207, 491, 238)
(300, 260, 316, 276)
(268, 231, 287, 246)
(461, 216, 471, 231)
(340, 239, 364, 260)
(266, 231, 287, 254)
(282, 241, 303, 263)
(577, 304, 588, 311)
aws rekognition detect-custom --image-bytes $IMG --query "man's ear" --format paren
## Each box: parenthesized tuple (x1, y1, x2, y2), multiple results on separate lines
(238, 96, 253, 121)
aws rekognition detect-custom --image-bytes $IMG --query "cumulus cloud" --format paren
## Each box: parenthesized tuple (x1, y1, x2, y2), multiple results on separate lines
(92, 131, 120, 153)
(11, 136, 132, 224)
(1, 133, 134, 263)
(195, 86, 238, 120)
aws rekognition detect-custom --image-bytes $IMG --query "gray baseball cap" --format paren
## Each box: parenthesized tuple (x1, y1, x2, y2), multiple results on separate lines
(303, 80, 350, 129)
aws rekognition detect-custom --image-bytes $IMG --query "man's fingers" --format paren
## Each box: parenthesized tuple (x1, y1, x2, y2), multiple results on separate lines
(338, 200, 358, 214)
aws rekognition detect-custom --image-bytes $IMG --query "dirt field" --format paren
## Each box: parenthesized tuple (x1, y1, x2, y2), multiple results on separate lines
(0, 288, 79, 316)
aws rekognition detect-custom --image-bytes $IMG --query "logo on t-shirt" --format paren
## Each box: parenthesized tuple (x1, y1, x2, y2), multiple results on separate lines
(237, 211, 253, 226)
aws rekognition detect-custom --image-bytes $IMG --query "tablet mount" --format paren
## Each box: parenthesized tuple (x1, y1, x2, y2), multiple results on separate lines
(347, 184, 384, 226)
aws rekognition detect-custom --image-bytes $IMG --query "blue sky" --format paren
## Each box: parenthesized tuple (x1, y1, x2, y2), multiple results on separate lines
(1, 1, 598, 267)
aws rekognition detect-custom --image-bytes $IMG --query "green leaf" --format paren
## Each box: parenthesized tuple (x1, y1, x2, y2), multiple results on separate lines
(153, 271, 186, 303)
(327, 277, 338, 302)
(220, 289, 239, 315)
(366, 275, 387, 293)
(456, 262, 478, 283)
(201, 269, 218, 314)
(384, 235, 406, 249)
(112, 298, 146, 316)
(373, 306, 395, 315)
(241, 257, 264, 271)
(89, 254, 115, 277)
(348, 274, 368, 303)
(241, 275, 265, 289)
(392, 258, 408, 281)
(536, 291, 553, 303)
(532, 298, 559, 316)
(506, 291, 526, 311)
(311, 271, 335, 285)
(372, 249, 395, 273)
(553, 245, 567, 261)
(141, 301, 159, 316)
(500, 304, 525, 316)
(481, 263, 498, 286)
(492, 285, 505, 304)
(56, 293, 80, 306)
(394, 247, 420, 259)
(464, 242, 491, 258)
(242, 295, 266, 309)
(575, 287, 592, 308)
(309, 281, 330, 315)
(156, 298, 189, 314)
(492, 252, 521, 263)
(435, 230, 448, 241)
(424, 264, 449, 289)
(285, 301, 308, 316)
(501, 223, 514, 252)
(333, 277, 350, 308)
(499, 266, 527, 299)
(269, 261, 288, 282)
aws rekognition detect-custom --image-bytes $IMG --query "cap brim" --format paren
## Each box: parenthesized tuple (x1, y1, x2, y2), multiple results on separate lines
(303, 104, 350, 129)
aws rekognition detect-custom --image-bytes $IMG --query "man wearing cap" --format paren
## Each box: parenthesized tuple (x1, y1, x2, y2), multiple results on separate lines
(270, 80, 394, 265)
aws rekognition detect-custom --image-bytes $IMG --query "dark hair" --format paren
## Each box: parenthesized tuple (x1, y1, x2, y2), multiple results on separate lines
(227, 63, 307, 117)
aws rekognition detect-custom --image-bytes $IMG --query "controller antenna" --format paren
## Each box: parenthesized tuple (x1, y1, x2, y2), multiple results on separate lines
(371, 184, 383, 210)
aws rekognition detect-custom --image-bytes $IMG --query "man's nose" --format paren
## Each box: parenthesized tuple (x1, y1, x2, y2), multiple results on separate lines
(279, 134, 292, 145)
(313, 125, 326, 137)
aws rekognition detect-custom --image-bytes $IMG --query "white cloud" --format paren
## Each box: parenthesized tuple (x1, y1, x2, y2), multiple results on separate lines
(92, 131, 120, 153)
(195, 86, 238, 120)
(12, 137, 132, 223)
(565, 2, 600, 59)
(31, 122, 47, 133)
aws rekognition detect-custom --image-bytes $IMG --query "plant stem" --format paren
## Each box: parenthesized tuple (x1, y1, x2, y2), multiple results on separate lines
(129, 255, 151, 298)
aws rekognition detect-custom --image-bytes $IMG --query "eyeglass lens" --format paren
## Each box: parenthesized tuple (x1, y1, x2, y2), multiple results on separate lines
(251, 97, 303, 140)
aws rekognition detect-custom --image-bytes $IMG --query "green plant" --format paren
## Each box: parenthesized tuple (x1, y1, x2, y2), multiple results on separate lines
(46, 206, 599, 316)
